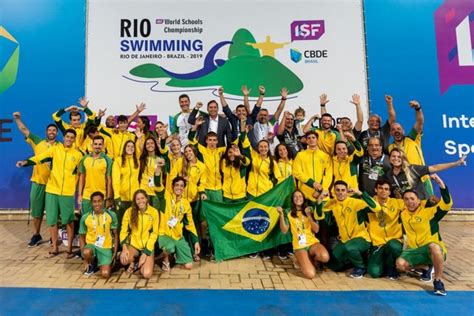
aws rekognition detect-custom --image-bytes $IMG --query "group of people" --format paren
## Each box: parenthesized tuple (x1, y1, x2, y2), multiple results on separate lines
(14, 86, 467, 296)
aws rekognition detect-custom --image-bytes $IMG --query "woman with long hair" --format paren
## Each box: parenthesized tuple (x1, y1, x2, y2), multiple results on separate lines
(386, 148, 466, 199)
(277, 190, 329, 279)
(119, 189, 159, 279)
(138, 136, 163, 209)
(112, 140, 140, 228)
(274, 143, 294, 181)
(244, 138, 283, 199)
(220, 143, 250, 202)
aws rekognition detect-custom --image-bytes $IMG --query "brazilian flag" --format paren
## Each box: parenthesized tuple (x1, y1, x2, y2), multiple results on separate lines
(203, 177, 295, 261)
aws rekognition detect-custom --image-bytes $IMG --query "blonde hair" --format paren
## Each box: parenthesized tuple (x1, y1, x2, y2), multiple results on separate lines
(390, 148, 415, 188)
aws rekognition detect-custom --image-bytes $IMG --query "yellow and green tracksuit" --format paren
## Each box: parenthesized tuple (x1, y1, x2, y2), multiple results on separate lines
(331, 141, 363, 195)
(277, 159, 293, 180)
(220, 156, 250, 201)
(246, 147, 282, 198)
(26, 144, 83, 197)
(188, 130, 226, 201)
(52, 108, 96, 148)
(311, 128, 340, 157)
(318, 192, 378, 270)
(78, 153, 113, 213)
(366, 197, 404, 277)
(112, 156, 139, 202)
(293, 148, 333, 202)
(157, 138, 182, 193)
(286, 211, 320, 251)
(139, 155, 165, 208)
(80, 134, 114, 158)
(108, 131, 136, 159)
(25, 133, 60, 218)
(169, 159, 206, 203)
(388, 128, 432, 195)
(400, 187, 452, 255)
(120, 205, 160, 255)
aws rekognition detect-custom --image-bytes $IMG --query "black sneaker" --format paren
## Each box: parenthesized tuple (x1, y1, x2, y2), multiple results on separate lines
(28, 234, 42, 248)
(433, 279, 447, 296)
(350, 267, 366, 279)
(387, 268, 400, 280)
(420, 266, 435, 282)
(278, 252, 289, 260)
(84, 264, 95, 277)
(248, 253, 259, 259)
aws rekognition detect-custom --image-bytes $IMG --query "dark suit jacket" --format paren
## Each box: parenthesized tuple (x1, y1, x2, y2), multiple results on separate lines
(188, 108, 232, 147)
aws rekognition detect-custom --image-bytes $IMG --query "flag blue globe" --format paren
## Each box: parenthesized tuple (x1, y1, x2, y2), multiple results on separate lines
(241, 209, 270, 235)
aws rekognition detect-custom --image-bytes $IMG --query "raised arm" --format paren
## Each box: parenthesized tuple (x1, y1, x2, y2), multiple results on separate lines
(187, 102, 203, 125)
(127, 102, 146, 125)
(305, 207, 320, 234)
(303, 114, 319, 134)
(273, 87, 287, 122)
(350, 94, 363, 132)
(428, 155, 467, 173)
(385, 95, 396, 125)
(241, 85, 251, 114)
(12, 112, 30, 138)
(277, 111, 290, 136)
(319, 94, 329, 115)
(409, 100, 423, 134)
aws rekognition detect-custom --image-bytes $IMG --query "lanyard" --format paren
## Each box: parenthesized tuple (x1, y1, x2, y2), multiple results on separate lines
(92, 212, 107, 233)
(295, 213, 306, 234)
(171, 196, 183, 218)
(369, 154, 384, 168)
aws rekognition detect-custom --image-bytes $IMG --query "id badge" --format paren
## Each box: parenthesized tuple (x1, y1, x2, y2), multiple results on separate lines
(368, 169, 379, 180)
(148, 176, 155, 187)
(95, 235, 105, 248)
(167, 216, 178, 228)
(298, 234, 307, 246)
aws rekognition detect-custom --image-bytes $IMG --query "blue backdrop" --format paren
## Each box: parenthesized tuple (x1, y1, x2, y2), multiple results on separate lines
(0, 0, 86, 208)
(0, 0, 473, 208)
(364, 0, 474, 208)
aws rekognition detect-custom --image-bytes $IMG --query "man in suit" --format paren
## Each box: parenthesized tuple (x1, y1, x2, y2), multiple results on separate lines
(188, 100, 232, 147)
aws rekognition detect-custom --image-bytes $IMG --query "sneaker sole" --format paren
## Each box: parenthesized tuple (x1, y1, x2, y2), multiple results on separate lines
(350, 275, 364, 279)
(434, 290, 447, 296)
(27, 243, 40, 248)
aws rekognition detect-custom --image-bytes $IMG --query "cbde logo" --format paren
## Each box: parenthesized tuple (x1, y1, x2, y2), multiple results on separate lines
(0, 26, 20, 94)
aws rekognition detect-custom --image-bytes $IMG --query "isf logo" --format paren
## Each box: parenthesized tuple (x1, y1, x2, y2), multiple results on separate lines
(291, 20, 325, 41)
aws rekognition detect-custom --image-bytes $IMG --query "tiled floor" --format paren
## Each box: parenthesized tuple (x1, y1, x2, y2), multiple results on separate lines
(0, 220, 472, 290)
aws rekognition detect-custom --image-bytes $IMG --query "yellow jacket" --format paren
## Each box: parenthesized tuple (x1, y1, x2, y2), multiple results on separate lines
(52, 108, 96, 148)
(314, 128, 340, 156)
(400, 187, 452, 254)
(247, 147, 282, 197)
(109, 131, 136, 159)
(318, 192, 378, 243)
(139, 156, 164, 197)
(293, 148, 333, 201)
(388, 128, 425, 166)
(158, 190, 198, 242)
(120, 205, 160, 255)
(367, 197, 404, 247)
(112, 156, 139, 201)
(26, 143, 83, 196)
(220, 156, 250, 200)
(332, 141, 364, 194)
(169, 158, 206, 202)
(277, 159, 293, 180)
(25, 133, 60, 185)
(188, 131, 226, 191)
(79, 210, 118, 249)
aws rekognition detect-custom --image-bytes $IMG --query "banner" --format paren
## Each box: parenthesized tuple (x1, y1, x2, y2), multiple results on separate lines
(364, 0, 474, 208)
(86, 0, 369, 126)
(203, 178, 294, 261)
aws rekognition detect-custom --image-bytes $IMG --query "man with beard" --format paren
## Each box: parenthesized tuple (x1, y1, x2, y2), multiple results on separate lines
(355, 95, 396, 153)
(13, 112, 60, 247)
(247, 86, 287, 149)
(388, 100, 433, 196)
(359, 137, 391, 196)
(277, 111, 301, 157)
(78, 135, 113, 214)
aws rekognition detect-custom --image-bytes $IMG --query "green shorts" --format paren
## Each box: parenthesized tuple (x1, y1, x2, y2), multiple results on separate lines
(30, 182, 46, 218)
(81, 199, 92, 215)
(400, 244, 446, 267)
(158, 235, 193, 264)
(84, 244, 113, 267)
(45, 193, 75, 226)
